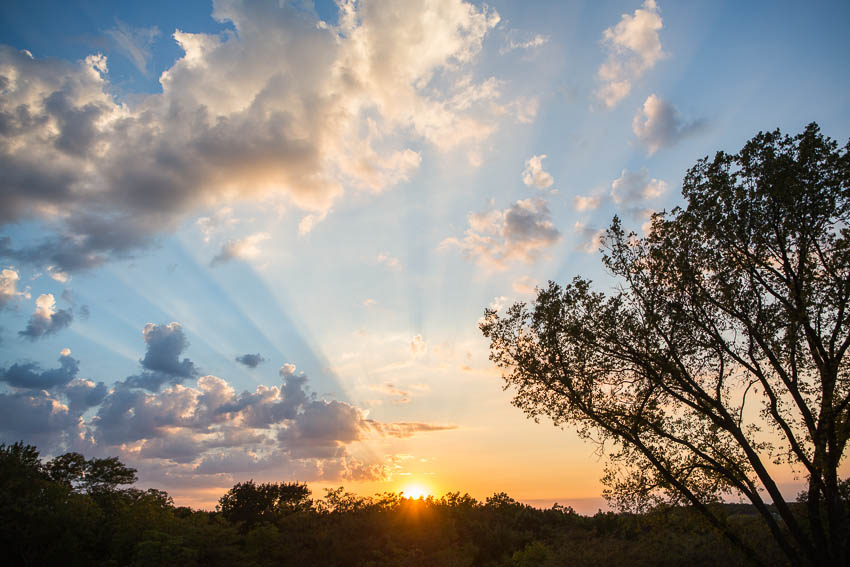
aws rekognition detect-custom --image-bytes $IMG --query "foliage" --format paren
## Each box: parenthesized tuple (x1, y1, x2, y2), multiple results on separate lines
(480, 123, 850, 566)
(0, 441, 788, 566)
(218, 479, 312, 530)
(46, 451, 138, 494)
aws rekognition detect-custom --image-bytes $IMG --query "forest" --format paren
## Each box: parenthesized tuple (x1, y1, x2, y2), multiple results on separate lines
(1, 441, 791, 567)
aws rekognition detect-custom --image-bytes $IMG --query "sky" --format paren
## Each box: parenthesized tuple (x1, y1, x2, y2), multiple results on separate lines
(0, 0, 848, 513)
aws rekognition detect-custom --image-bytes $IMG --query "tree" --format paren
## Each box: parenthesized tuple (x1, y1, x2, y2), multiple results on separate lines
(218, 480, 312, 529)
(481, 123, 850, 567)
(46, 452, 137, 494)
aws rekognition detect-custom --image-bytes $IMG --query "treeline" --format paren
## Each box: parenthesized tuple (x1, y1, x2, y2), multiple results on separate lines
(1, 442, 787, 566)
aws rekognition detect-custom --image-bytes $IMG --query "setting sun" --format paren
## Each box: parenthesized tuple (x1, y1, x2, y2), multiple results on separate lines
(401, 484, 433, 500)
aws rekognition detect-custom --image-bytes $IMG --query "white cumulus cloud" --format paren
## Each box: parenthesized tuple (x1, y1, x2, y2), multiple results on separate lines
(210, 232, 271, 266)
(0, 0, 519, 275)
(596, 0, 666, 108)
(610, 168, 667, 205)
(442, 197, 561, 269)
(522, 154, 554, 189)
(632, 94, 706, 154)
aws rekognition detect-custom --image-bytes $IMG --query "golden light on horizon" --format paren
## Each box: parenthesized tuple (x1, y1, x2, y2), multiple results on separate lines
(400, 483, 433, 500)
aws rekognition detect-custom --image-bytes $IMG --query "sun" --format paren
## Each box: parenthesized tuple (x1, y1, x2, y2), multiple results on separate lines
(401, 483, 432, 500)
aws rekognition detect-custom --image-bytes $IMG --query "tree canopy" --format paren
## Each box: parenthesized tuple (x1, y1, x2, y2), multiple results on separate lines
(481, 123, 850, 567)
(218, 479, 312, 529)
(0, 441, 790, 566)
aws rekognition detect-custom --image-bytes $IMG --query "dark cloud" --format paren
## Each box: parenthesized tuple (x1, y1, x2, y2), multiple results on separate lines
(122, 322, 198, 390)
(0, 318, 456, 483)
(43, 88, 107, 158)
(62, 378, 108, 414)
(19, 294, 73, 340)
(503, 198, 560, 245)
(1, 213, 163, 273)
(278, 399, 364, 459)
(19, 308, 72, 339)
(91, 385, 157, 445)
(138, 433, 206, 464)
(0, 390, 78, 449)
(218, 373, 308, 428)
(193, 450, 276, 475)
(235, 353, 265, 368)
(139, 322, 196, 377)
(0, 352, 79, 389)
(123, 371, 186, 392)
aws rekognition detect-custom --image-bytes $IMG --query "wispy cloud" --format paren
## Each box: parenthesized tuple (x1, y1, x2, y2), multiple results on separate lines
(500, 31, 549, 55)
(105, 19, 160, 76)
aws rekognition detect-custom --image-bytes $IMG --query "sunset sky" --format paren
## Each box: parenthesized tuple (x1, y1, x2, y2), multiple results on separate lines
(1, 0, 848, 512)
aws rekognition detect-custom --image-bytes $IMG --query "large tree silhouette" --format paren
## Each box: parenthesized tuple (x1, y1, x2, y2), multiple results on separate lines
(481, 123, 850, 566)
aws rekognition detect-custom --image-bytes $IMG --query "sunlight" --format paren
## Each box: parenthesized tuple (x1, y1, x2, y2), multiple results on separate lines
(401, 483, 433, 500)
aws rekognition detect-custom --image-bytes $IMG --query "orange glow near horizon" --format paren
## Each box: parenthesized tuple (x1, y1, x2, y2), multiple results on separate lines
(400, 483, 433, 500)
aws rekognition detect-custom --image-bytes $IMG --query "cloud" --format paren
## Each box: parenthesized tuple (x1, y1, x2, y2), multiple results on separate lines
(210, 232, 270, 266)
(63, 378, 108, 414)
(138, 431, 208, 464)
(196, 207, 238, 243)
(632, 94, 706, 154)
(46, 265, 70, 283)
(90, 366, 450, 469)
(596, 0, 666, 107)
(573, 222, 605, 254)
(298, 212, 327, 236)
(574, 194, 603, 212)
(235, 353, 266, 368)
(366, 421, 457, 438)
(512, 276, 537, 295)
(19, 293, 73, 339)
(500, 32, 549, 55)
(0, 389, 79, 450)
(105, 19, 160, 76)
(0, 267, 29, 308)
(522, 154, 554, 189)
(123, 322, 198, 390)
(0, 0, 510, 274)
(0, 320, 456, 485)
(0, 351, 80, 389)
(516, 97, 539, 124)
(370, 382, 411, 404)
(442, 198, 561, 269)
(610, 168, 667, 205)
(278, 399, 365, 459)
